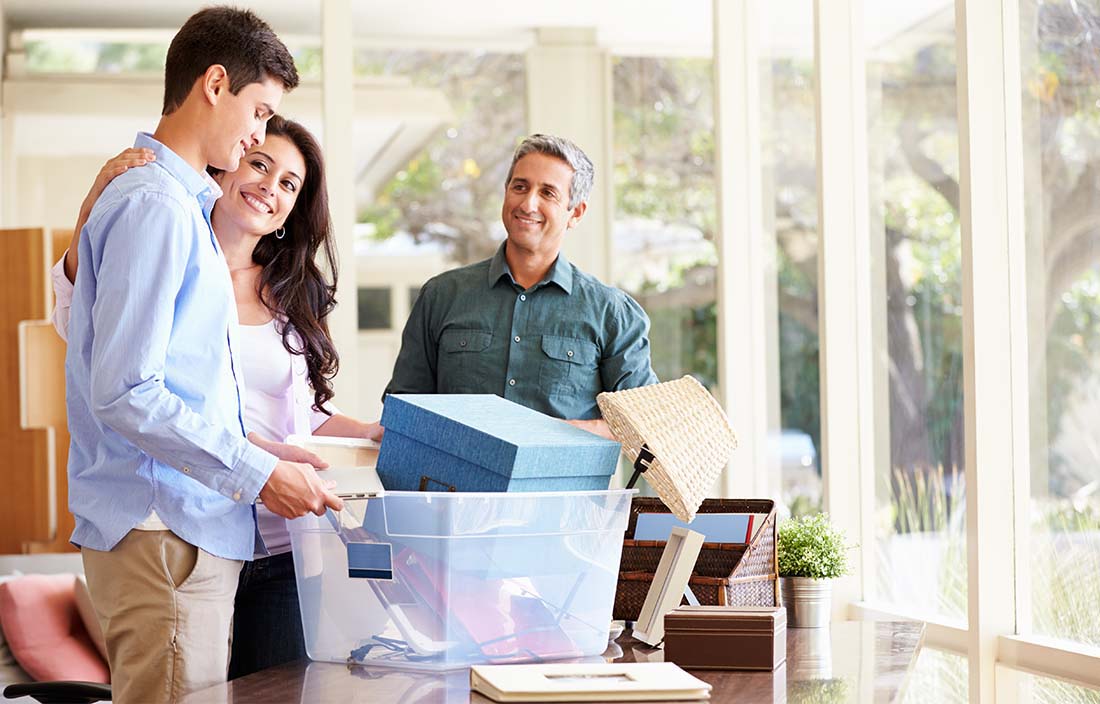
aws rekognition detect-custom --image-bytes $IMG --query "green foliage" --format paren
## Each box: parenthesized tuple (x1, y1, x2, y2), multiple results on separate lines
(1031, 498, 1100, 648)
(777, 514, 852, 580)
(900, 648, 968, 704)
(26, 40, 166, 73)
(26, 40, 88, 72)
(787, 678, 851, 703)
(769, 59, 824, 511)
(611, 57, 718, 384)
(292, 46, 323, 81)
(641, 298, 717, 389)
(1045, 270, 1100, 485)
(778, 310, 821, 465)
(366, 158, 445, 241)
(888, 465, 965, 535)
(26, 39, 318, 79)
(354, 50, 527, 262)
(881, 142, 966, 473)
(613, 56, 716, 240)
(879, 466, 968, 619)
(883, 466, 1100, 646)
(1033, 678, 1100, 704)
(787, 494, 823, 519)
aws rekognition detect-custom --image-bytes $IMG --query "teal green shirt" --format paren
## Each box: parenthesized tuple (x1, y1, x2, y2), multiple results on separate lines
(384, 243, 659, 420)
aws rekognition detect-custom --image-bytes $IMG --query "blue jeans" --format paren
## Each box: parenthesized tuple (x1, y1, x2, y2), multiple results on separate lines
(228, 552, 306, 679)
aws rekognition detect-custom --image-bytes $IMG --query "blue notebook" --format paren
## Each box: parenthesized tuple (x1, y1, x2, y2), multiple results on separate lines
(377, 394, 622, 492)
(634, 513, 753, 543)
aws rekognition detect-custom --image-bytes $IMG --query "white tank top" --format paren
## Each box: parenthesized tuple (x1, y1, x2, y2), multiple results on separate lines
(240, 320, 296, 442)
(240, 320, 297, 555)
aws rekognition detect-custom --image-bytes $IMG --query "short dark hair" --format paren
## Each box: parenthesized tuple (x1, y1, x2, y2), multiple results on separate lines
(162, 6, 299, 115)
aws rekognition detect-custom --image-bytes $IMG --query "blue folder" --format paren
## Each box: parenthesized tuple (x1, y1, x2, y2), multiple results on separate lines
(634, 512, 753, 543)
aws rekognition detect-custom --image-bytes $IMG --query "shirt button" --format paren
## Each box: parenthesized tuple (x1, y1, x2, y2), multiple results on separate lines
(182, 466, 191, 474)
(509, 379, 516, 386)
(232, 491, 242, 501)
(567, 350, 574, 358)
(460, 340, 467, 347)
(520, 294, 527, 301)
(514, 336, 521, 343)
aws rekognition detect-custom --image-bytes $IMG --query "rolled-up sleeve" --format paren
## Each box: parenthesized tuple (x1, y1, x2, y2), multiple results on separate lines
(600, 292, 660, 393)
(50, 255, 74, 341)
(88, 195, 276, 502)
(383, 280, 440, 398)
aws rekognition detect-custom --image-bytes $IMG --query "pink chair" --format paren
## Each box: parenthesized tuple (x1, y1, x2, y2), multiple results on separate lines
(0, 575, 109, 704)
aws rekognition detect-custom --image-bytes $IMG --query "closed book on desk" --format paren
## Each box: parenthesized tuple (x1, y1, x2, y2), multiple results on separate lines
(377, 394, 621, 492)
(469, 662, 711, 702)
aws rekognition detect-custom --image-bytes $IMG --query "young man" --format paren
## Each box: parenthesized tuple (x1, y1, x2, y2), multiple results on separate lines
(384, 134, 658, 438)
(65, 8, 342, 702)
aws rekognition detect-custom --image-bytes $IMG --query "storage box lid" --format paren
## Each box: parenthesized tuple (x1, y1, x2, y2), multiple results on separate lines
(380, 394, 622, 479)
(664, 605, 786, 631)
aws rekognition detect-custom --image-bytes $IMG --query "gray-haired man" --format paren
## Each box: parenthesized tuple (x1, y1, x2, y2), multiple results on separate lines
(384, 134, 659, 439)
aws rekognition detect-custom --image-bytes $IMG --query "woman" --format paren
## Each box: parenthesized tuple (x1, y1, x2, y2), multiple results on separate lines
(53, 115, 382, 679)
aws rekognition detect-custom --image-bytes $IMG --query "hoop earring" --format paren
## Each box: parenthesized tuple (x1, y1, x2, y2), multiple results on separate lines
(274, 227, 286, 240)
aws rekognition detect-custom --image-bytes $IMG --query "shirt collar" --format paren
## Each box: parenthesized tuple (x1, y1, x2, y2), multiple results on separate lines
(199, 171, 223, 217)
(487, 242, 574, 295)
(134, 132, 221, 214)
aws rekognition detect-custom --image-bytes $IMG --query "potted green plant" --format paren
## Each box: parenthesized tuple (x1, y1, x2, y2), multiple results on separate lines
(777, 514, 852, 628)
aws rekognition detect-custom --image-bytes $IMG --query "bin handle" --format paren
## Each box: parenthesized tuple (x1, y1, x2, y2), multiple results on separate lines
(418, 475, 457, 492)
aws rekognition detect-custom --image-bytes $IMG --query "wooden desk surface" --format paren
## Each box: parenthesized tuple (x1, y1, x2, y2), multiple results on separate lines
(185, 621, 924, 704)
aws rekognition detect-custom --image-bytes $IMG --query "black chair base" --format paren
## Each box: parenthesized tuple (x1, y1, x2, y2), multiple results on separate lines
(3, 682, 111, 704)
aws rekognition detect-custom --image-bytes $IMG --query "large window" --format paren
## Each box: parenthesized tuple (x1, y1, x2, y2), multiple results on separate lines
(24, 36, 167, 73)
(1000, 667, 1100, 704)
(764, 2, 822, 517)
(902, 648, 968, 704)
(13, 4, 1100, 696)
(357, 287, 391, 330)
(867, 3, 967, 622)
(22, 32, 321, 78)
(353, 49, 528, 417)
(1021, 0, 1100, 653)
(611, 57, 717, 388)
(357, 50, 527, 266)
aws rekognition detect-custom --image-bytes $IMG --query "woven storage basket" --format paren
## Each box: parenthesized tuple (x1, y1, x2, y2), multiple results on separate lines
(613, 497, 779, 622)
(597, 376, 738, 522)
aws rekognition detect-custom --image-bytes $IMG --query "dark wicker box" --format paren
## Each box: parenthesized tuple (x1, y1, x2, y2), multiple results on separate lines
(613, 498, 779, 621)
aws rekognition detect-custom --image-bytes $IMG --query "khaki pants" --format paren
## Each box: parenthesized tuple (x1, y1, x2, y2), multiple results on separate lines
(81, 530, 243, 704)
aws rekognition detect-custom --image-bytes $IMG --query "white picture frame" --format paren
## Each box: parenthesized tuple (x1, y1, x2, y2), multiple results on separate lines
(631, 527, 705, 646)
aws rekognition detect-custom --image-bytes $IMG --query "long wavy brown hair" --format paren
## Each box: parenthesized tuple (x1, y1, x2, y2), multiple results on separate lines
(237, 115, 340, 414)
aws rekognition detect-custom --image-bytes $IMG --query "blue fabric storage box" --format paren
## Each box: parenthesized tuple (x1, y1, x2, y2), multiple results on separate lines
(376, 394, 622, 492)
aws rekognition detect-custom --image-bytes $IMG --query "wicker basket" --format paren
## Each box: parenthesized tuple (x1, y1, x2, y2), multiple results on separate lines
(597, 376, 738, 523)
(613, 497, 779, 621)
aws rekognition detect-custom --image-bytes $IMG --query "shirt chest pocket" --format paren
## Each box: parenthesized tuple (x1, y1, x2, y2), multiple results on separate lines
(538, 335, 600, 397)
(438, 329, 494, 392)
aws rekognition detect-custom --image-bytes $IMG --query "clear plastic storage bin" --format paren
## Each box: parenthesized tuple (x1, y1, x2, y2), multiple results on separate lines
(288, 489, 633, 671)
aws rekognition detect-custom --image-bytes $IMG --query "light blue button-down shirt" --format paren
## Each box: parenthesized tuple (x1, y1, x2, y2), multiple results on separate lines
(65, 133, 278, 561)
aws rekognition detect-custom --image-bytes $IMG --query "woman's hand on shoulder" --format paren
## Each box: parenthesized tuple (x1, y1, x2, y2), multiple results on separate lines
(65, 148, 156, 283)
(88, 148, 155, 204)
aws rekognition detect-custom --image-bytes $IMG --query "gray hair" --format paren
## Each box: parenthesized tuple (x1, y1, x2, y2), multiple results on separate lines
(505, 134, 594, 210)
